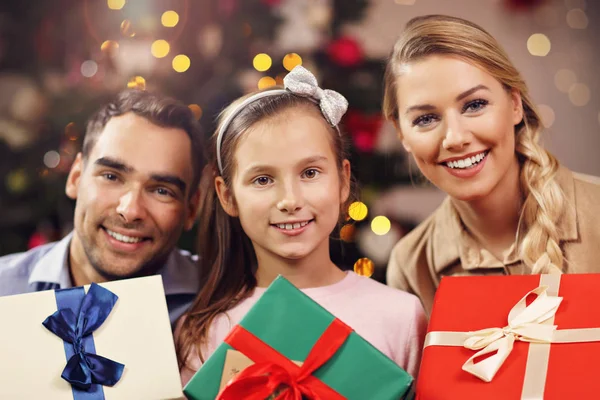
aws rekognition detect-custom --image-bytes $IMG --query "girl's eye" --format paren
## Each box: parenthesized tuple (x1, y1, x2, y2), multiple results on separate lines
(463, 99, 488, 113)
(302, 169, 320, 179)
(412, 114, 438, 128)
(253, 176, 272, 186)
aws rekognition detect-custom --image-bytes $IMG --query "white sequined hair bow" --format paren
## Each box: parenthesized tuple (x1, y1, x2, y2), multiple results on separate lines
(216, 65, 348, 174)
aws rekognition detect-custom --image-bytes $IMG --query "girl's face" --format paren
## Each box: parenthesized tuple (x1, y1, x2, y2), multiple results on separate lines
(394, 55, 523, 202)
(217, 107, 350, 263)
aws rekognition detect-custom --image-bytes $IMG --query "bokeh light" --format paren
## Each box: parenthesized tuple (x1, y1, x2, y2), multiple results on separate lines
(43, 151, 61, 169)
(568, 83, 590, 106)
(340, 224, 356, 242)
(161, 11, 179, 28)
(253, 53, 272, 72)
(554, 69, 577, 93)
(283, 53, 302, 71)
(107, 0, 125, 10)
(188, 104, 203, 120)
(371, 216, 391, 236)
(127, 76, 146, 90)
(348, 201, 368, 221)
(172, 55, 191, 72)
(80, 60, 98, 78)
(353, 258, 375, 277)
(257, 76, 276, 89)
(100, 40, 119, 55)
(566, 9, 588, 29)
(527, 34, 551, 57)
(537, 104, 556, 128)
(120, 20, 135, 38)
(151, 40, 170, 58)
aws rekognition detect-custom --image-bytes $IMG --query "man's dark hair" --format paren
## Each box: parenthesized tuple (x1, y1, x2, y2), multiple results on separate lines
(83, 89, 205, 196)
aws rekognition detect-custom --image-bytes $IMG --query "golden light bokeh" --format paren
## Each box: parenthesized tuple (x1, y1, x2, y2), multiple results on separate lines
(537, 104, 556, 128)
(275, 74, 285, 86)
(283, 53, 302, 71)
(127, 76, 146, 90)
(100, 40, 119, 55)
(161, 10, 179, 28)
(120, 19, 136, 38)
(353, 258, 375, 277)
(371, 216, 391, 236)
(172, 55, 191, 72)
(348, 201, 368, 221)
(258, 76, 276, 89)
(527, 33, 551, 57)
(107, 0, 125, 10)
(253, 53, 272, 72)
(188, 104, 203, 120)
(340, 224, 356, 242)
(5, 169, 29, 193)
(43, 151, 61, 169)
(151, 40, 170, 58)
(566, 9, 588, 29)
(65, 122, 78, 139)
(568, 83, 590, 106)
(554, 69, 577, 93)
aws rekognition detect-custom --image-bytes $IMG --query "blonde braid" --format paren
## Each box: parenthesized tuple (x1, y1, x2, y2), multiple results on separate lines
(515, 110, 565, 272)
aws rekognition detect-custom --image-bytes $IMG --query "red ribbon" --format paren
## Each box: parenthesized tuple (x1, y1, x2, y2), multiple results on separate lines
(217, 319, 352, 400)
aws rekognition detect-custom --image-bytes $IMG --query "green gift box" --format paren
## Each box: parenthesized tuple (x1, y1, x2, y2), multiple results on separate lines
(184, 276, 414, 399)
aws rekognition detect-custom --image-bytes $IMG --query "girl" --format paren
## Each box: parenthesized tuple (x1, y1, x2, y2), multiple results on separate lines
(383, 15, 600, 315)
(176, 66, 427, 384)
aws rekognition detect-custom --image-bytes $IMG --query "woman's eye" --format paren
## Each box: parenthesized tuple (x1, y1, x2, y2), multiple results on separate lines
(464, 99, 488, 113)
(413, 114, 438, 127)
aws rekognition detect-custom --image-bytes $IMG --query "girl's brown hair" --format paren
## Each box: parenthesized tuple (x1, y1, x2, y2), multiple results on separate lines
(383, 15, 566, 271)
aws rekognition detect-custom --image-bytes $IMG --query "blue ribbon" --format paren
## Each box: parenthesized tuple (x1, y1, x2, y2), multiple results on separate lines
(43, 283, 125, 399)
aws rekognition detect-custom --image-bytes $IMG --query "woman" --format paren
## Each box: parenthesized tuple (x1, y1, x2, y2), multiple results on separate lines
(383, 15, 600, 315)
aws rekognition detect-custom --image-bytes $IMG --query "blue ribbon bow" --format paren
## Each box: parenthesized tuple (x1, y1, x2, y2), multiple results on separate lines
(43, 283, 125, 392)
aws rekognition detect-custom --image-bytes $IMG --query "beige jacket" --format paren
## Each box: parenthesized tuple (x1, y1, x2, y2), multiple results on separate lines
(387, 167, 600, 316)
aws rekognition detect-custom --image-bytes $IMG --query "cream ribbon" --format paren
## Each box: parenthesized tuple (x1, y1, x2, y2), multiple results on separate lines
(424, 274, 600, 399)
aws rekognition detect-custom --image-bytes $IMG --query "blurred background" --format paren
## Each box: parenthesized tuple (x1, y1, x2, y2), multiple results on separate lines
(0, 0, 598, 282)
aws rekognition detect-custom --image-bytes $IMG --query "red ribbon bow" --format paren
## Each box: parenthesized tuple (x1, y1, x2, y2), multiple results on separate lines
(217, 319, 352, 400)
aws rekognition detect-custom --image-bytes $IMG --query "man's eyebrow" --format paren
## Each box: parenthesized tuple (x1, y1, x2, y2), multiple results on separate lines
(94, 157, 133, 173)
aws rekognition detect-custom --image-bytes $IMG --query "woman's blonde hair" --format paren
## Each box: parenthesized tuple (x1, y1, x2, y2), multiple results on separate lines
(383, 15, 566, 271)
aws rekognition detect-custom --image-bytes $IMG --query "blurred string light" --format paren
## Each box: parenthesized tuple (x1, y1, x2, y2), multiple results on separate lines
(537, 104, 555, 128)
(253, 53, 272, 72)
(282, 53, 302, 71)
(554, 69, 577, 93)
(371, 216, 391, 236)
(161, 11, 179, 28)
(188, 104, 202, 120)
(101, 40, 119, 55)
(568, 83, 590, 106)
(65, 122, 78, 140)
(127, 76, 146, 90)
(566, 9, 588, 29)
(275, 74, 285, 85)
(527, 33, 551, 56)
(120, 20, 135, 38)
(257, 76, 276, 89)
(172, 55, 191, 72)
(340, 224, 355, 242)
(107, 0, 125, 10)
(348, 201, 368, 221)
(44, 151, 60, 169)
(151, 40, 170, 58)
(80, 60, 98, 78)
(5, 169, 29, 194)
(353, 257, 374, 277)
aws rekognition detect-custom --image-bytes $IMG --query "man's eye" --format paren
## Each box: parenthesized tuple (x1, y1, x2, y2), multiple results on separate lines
(103, 173, 118, 181)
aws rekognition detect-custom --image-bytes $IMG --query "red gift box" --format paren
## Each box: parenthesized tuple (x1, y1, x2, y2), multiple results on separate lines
(417, 274, 600, 399)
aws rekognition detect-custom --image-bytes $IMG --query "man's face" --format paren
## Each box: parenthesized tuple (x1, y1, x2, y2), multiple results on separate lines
(66, 112, 199, 280)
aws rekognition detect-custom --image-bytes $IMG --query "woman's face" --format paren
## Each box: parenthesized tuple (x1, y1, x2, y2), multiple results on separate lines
(394, 55, 523, 202)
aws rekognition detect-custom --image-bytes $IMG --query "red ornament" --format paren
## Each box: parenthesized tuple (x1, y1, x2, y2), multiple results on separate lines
(327, 37, 363, 67)
(344, 110, 383, 153)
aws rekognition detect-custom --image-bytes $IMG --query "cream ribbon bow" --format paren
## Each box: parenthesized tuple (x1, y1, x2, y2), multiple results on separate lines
(461, 285, 563, 382)
(283, 65, 349, 126)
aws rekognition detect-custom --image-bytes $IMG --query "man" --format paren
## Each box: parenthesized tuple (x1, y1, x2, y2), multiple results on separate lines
(0, 89, 205, 325)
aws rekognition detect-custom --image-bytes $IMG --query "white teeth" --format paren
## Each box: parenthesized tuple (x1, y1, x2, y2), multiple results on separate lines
(106, 229, 143, 244)
(445, 151, 487, 169)
(276, 221, 310, 230)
